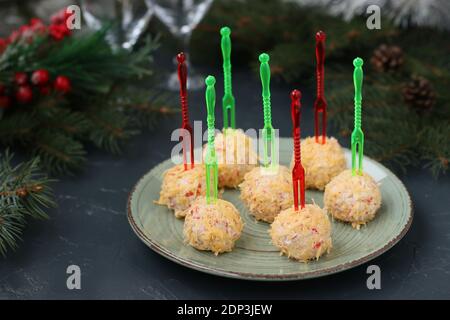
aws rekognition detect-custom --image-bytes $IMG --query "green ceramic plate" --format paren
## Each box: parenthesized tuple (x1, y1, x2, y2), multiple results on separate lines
(128, 138, 413, 281)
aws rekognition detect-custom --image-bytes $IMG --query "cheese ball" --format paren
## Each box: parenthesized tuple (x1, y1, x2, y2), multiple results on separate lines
(291, 137, 346, 190)
(239, 165, 293, 223)
(324, 169, 382, 229)
(183, 198, 244, 255)
(270, 204, 332, 262)
(156, 164, 206, 218)
(203, 129, 258, 188)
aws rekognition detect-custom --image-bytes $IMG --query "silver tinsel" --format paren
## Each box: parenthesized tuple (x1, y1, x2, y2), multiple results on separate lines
(288, 0, 450, 30)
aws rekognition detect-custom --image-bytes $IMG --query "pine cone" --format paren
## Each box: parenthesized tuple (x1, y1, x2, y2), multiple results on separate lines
(370, 44, 404, 72)
(402, 75, 436, 112)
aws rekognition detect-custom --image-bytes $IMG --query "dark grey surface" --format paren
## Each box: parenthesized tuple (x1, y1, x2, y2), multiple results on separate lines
(1, 69, 449, 300)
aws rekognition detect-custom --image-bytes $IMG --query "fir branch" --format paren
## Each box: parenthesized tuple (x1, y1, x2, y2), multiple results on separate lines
(37, 30, 158, 95)
(85, 104, 139, 154)
(420, 124, 450, 178)
(0, 112, 38, 144)
(0, 151, 55, 256)
(119, 87, 179, 130)
(38, 107, 91, 137)
(0, 35, 47, 80)
(33, 131, 86, 175)
(0, 208, 25, 256)
(0, 24, 176, 175)
(128, 102, 179, 130)
(1, 28, 159, 96)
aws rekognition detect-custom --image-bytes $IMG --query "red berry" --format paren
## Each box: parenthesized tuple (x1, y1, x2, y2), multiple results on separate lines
(16, 85, 33, 104)
(29, 18, 47, 35)
(31, 69, 50, 85)
(9, 30, 21, 43)
(49, 23, 70, 41)
(0, 95, 11, 109)
(48, 24, 69, 41)
(0, 38, 8, 53)
(39, 85, 51, 95)
(18, 25, 33, 41)
(51, 9, 67, 25)
(19, 25, 29, 34)
(51, 8, 73, 26)
(15, 72, 28, 85)
(54, 76, 71, 94)
(49, 24, 63, 41)
(30, 18, 44, 27)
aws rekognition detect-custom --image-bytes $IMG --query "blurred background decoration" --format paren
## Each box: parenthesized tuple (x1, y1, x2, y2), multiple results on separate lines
(189, 0, 449, 178)
(0, 0, 449, 256)
(81, 0, 154, 50)
(295, 0, 450, 30)
(145, 0, 214, 90)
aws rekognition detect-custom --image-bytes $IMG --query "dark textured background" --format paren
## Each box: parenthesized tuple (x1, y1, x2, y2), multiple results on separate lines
(1, 57, 450, 299)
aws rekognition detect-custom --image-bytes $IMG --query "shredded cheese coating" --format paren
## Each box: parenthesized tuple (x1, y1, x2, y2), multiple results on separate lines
(239, 165, 293, 223)
(183, 198, 244, 255)
(291, 137, 346, 190)
(203, 129, 258, 188)
(270, 204, 332, 262)
(324, 169, 382, 229)
(155, 164, 207, 218)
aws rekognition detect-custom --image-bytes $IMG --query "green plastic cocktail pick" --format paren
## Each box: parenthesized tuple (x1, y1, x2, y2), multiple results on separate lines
(205, 75, 218, 204)
(351, 57, 364, 176)
(259, 53, 278, 170)
(221, 26, 235, 130)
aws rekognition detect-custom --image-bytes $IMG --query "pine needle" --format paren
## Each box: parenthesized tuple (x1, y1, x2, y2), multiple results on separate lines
(0, 151, 56, 256)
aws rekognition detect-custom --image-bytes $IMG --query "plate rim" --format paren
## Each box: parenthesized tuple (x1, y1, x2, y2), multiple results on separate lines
(127, 149, 414, 281)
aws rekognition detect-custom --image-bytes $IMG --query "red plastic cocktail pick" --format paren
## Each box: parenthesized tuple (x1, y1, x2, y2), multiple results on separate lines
(314, 30, 327, 145)
(291, 89, 305, 211)
(177, 52, 194, 170)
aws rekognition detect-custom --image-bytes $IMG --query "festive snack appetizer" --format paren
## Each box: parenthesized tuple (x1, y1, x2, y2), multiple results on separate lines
(292, 31, 346, 190)
(183, 197, 243, 255)
(240, 166, 292, 223)
(271, 89, 332, 262)
(239, 53, 292, 223)
(298, 136, 346, 190)
(270, 204, 333, 261)
(157, 164, 206, 218)
(207, 128, 258, 188)
(203, 27, 257, 189)
(184, 76, 243, 254)
(156, 53, 207, 218)
(324, 58, 382, 229)
(324, 169, 381, 229)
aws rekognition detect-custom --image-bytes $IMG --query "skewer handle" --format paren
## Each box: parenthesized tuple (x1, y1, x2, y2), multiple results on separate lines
(259, 53, 277, 168)
(205, 75, 218, 203)
(314, 31, 327, 144)
(291, 89, 305, 210)
(351, 57, 364, 175)
(221, 26, 236, 130)
(177, 52, 194, 170)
